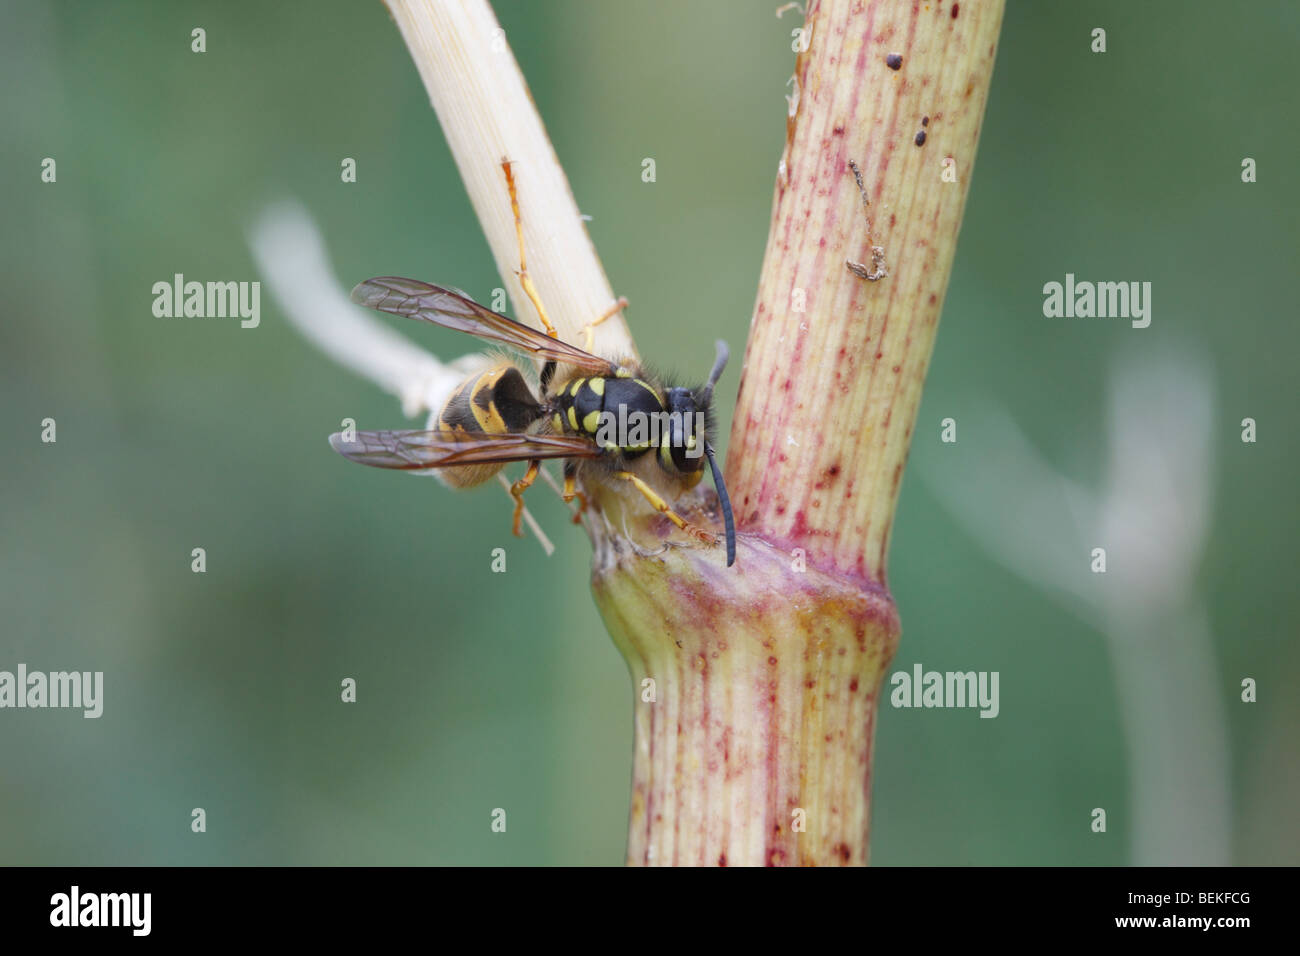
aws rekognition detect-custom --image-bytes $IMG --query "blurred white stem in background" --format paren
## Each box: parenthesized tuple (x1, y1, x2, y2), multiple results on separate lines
(922, 350, 1229, 865)
(248, 200, 483, 418)
(248, 201, 555, 555)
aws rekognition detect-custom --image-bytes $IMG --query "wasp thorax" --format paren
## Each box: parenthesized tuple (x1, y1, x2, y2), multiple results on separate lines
(555, 376, 708, 475)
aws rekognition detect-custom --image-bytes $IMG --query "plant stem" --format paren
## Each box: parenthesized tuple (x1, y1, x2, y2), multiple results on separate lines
(598, 541, 899, 865)
(384, 0, 635, 359)
(384, 0, 1003, 865)
(596, 0, 1004, 865)
(731, 0, 1005, 585)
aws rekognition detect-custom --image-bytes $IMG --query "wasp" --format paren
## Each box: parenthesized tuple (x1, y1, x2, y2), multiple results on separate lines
(329, 162, 737, 566)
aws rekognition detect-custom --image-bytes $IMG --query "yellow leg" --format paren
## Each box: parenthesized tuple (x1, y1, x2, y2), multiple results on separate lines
(581, 296, 629, 352)
(614, 471, 716, 546)
(502, 161, 558, 338)
(510, 460, 541, 536)
(562, 470, 588, 524)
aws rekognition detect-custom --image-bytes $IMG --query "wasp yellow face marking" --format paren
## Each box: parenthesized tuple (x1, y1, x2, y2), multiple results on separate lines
(582, 410, 601, 433)
(567, 406, 579, 430)
(589, 378, 605, 397)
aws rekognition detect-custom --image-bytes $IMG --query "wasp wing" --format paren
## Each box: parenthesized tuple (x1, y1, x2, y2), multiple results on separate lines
(351, 276, 615, 375)
(329, 429, 603, 471)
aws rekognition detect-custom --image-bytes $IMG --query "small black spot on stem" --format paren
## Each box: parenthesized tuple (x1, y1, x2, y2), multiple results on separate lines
(885, 53, 903, 70)
(914, 130, 927, 146)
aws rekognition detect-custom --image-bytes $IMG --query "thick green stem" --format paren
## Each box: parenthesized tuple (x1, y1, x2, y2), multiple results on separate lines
(592, 0, 1003, 865)
(594, 541, 898, 866)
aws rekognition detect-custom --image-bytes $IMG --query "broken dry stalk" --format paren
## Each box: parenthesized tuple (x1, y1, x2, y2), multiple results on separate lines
(384, 0, 635, 361)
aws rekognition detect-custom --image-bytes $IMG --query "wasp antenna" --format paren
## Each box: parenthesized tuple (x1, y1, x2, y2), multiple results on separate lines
(704, 441, 736, 567)
(700, 340, 730, 406)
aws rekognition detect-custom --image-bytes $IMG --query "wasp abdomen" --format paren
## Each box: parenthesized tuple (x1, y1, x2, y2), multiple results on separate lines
(436, 364, 543, 487)
(440, 365, 542, 434)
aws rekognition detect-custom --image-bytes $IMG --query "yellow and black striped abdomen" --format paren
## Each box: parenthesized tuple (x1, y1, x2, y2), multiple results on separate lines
(436, 364, 543, 487)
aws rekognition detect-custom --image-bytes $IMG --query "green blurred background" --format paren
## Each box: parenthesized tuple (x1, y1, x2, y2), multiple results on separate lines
(2, 0, 1296, 865)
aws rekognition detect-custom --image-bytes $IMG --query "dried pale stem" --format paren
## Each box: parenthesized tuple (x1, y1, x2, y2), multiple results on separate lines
(383, 0, 634, 360)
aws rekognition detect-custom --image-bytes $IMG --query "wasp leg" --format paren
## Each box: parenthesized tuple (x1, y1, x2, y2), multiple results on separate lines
(502, 160, 558, 338)
(510, 459, 542, 536)
(613, 471, 716, 546)
(581, 296, 630, 352)
(562, 460, 587, 524)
